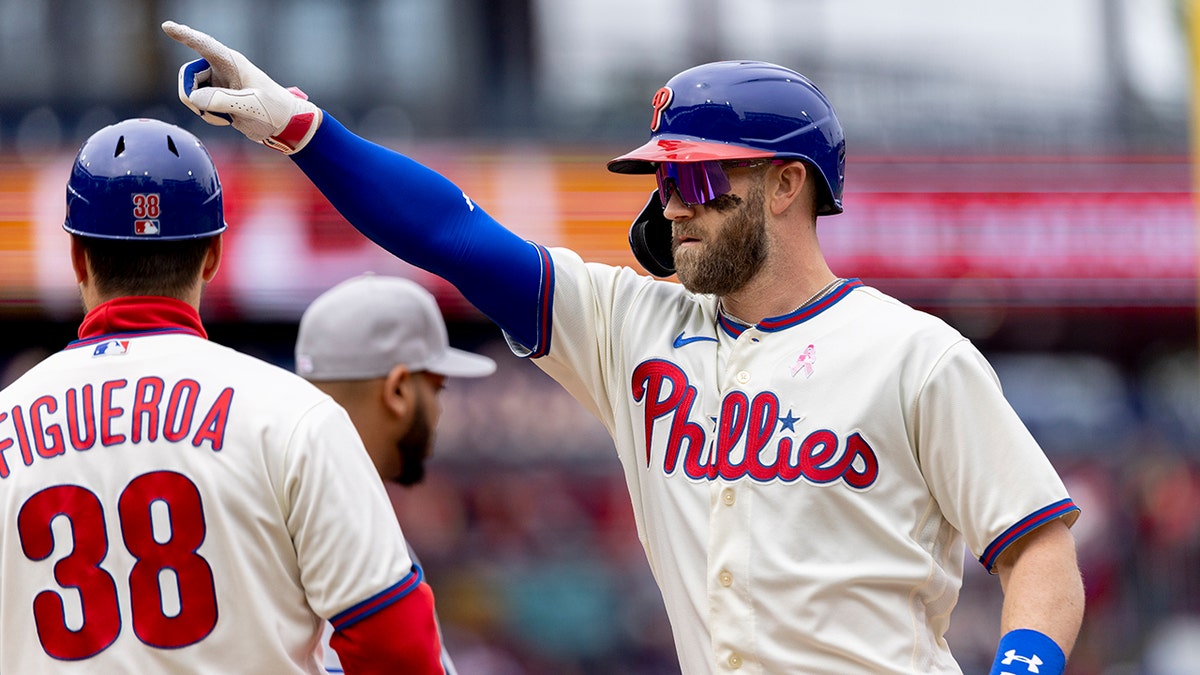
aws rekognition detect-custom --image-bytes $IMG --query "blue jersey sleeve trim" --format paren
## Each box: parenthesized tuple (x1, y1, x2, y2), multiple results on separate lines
(527, 243, 555, 358)
(293, 114, 545, 348)
(979, 498, 1079, 572)
(329, 565, 424, 631)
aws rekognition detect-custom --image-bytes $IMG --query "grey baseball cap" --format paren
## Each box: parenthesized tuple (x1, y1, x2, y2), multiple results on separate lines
(295, 273, 497, 381)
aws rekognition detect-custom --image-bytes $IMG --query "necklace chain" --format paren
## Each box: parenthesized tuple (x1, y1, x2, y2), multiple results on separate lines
(801, 277, 844, 309)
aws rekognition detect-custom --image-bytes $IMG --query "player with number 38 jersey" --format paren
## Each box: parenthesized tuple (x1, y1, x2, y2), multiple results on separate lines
(0, 119, 444, 674)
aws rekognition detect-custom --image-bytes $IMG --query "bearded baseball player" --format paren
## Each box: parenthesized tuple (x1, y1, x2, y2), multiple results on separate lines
(0, 118, 443, 673)
(296, 273, 497, 675)
(164, 21, 1085, 675)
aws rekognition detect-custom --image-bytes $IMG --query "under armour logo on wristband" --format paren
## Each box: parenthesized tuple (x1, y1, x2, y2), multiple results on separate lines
(992, 629, 1064, 675)
(1000, 649, 1043, 673)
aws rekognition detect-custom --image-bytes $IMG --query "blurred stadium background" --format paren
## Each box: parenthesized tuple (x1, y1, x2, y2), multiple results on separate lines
(1, 1, 1198, 673)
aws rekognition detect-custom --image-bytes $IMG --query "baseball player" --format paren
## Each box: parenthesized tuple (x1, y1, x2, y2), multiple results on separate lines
(295, 273, 498, 675)
(0, 118, 444, 674)
(164, 22, 1085, 675)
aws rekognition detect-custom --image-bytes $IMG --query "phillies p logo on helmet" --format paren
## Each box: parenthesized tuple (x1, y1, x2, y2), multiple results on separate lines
(650, 87, 673, 132)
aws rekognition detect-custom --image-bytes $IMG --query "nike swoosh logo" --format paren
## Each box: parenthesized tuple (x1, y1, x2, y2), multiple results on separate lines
(673, 331, 719, 348)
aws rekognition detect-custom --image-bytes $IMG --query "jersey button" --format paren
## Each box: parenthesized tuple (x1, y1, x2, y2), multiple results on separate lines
(719, 570, 733, 587)
(727, 653, 743, 669)
(721, 488, 735, 506)
(735, 370, 751, 384)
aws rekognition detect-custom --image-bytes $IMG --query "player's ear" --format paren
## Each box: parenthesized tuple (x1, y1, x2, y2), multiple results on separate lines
(200, 233, 223, 282)
(70, 236, 89, 284)
(381, 364, 413, 422)
(770, 160, 811, 216)
(70, 236, 104, 311)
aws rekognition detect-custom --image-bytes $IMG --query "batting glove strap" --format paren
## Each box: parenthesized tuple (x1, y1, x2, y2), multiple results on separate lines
(165, 21, 323, 154)
(989, 629, 1065, 675)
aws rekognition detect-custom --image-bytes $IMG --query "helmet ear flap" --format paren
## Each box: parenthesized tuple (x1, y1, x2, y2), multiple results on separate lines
(629, 190, 675, 277)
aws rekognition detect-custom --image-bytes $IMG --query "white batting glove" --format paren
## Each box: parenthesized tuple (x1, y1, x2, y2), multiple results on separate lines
(161, 20, 323, 154)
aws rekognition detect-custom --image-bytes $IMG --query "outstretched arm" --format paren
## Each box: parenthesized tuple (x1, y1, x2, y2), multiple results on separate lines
(162, 21, 547, 349)
(989, 519, 1084, 675)
(287, 116, 546, 349)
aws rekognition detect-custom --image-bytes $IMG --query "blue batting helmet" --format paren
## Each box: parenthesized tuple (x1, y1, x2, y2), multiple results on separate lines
(608, 60, 845, 216)
(64, 118, 226, 240)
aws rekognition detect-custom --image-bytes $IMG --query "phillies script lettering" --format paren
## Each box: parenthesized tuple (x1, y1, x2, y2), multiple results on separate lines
(0, 377, 234, 478)
(632, 359, 878, 487)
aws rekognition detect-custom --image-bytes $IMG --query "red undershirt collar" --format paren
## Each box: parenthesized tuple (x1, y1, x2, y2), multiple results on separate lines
(77, 296, 208, 341)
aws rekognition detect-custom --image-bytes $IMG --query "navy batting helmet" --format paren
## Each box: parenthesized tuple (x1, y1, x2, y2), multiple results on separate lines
(64, 118, 226, 240)
(609, 61, 845, 276)
(609, 61, 844, 214)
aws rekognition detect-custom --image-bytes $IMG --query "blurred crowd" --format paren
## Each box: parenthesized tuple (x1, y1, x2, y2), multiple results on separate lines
(3, 333, 1198, 675)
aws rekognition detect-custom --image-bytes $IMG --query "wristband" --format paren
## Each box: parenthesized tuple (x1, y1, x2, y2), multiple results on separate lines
(989, 629, 1065, 675)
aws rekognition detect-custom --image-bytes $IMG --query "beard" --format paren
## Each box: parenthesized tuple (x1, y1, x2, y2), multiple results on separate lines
(672, 182, 768, 296)
(393, 388, 434, 486)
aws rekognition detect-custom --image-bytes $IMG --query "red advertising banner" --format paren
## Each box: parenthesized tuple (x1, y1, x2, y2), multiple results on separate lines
(823, 190, 1196, 307)
(1, 150, 1195, 320)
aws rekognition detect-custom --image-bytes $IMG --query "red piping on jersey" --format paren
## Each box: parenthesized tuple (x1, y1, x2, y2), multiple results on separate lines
(979, 498, 1080, 572)
(70, 296, 207, 348)
(530, 243, 555, 358)
(718, 279, 863, 338)
(329, 566, 425, 630)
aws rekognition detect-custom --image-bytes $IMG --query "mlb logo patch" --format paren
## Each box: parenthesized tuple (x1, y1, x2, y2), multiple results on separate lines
(134, 219, 160, 235)
(93, 340, 130, 356)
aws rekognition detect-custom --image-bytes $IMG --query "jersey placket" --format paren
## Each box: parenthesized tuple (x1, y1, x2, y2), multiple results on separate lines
(707, 327, 763, 673)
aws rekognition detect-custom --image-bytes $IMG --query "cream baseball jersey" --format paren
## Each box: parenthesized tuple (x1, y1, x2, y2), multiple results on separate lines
(0, 298, 419, 674)
(522, 249, 1079, 674)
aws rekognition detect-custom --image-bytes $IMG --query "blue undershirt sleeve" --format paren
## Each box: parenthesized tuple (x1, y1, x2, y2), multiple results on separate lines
(289, 114, 545, 350)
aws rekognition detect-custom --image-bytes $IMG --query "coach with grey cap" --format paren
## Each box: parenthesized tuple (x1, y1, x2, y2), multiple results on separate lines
(296, 272, 495, 486)
(296, 272, 493, 674)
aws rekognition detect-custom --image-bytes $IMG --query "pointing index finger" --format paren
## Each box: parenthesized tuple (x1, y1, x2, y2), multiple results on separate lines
(161, 21, 241, 88)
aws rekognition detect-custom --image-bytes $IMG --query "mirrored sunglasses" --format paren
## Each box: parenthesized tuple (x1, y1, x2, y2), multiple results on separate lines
(654, 159, 782, 207)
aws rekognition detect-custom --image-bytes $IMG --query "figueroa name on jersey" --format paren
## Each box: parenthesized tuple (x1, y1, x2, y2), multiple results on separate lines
(0, 376, 234, 478)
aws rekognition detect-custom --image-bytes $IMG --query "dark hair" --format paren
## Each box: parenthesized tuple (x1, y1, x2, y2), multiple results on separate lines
(76, 235, 216, 298)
